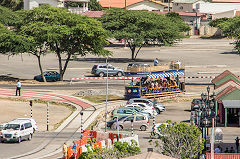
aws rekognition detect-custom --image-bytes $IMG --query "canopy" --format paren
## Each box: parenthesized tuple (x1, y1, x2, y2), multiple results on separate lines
(147, 71, 184, 79)
(222, 100, 240, 108)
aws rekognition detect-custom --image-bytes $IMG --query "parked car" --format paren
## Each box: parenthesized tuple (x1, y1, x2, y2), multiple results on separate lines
(112, 115, 149, 131)
(151, 123, 168, 138)
(111, 107, 149, 120)
(34, 71, 60, 82)
(107, 116, 128, 129)
(191, 98, 202, 110)
(125, 104, 157, 118)
(130, 103, 158, 117)
(12, 118, 38, 133)
(91, 64, 124, 77)
(127, 98, 165, 114)
(1, 119, 34, 143)
(0, 123, 7, 142)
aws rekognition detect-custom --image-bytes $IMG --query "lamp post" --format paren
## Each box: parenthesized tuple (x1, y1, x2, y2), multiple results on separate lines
(105, 57, 109, 132)
(80, 112, 83, 138)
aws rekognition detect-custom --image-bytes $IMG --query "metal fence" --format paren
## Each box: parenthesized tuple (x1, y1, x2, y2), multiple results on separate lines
(206, 153, 240, 159)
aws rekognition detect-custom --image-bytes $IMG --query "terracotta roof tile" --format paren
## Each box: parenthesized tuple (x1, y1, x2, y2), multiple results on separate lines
(81, 11, 104, 18)
(99, 0, 144, 8)
(212, 70, 237, 84)
(236, 11, 240, 15)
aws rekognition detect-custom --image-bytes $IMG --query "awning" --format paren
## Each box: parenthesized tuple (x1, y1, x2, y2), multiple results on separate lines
(147, 71, 184, 79)
(222, 100, 240, 108)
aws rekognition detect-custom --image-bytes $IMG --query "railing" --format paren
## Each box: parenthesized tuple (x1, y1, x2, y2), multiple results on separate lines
(206, 153, 240, 159)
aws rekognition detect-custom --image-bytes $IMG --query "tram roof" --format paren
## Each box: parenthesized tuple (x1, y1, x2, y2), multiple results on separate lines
(125, 69, 185, 77)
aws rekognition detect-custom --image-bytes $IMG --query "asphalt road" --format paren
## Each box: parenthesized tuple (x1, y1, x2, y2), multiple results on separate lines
(0, 38, 240, 157)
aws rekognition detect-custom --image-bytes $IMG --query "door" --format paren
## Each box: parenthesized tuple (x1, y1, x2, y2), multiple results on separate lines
(123, 116, 134, 130)
(20, 124, 25, 140)
(107, 65, 115, 75)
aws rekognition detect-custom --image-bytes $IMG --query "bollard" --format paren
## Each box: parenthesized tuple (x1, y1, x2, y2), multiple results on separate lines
(80, 112, 83, 138)
(30, 100, 33, 118)
(47, 102, 49, 131)
(131, 119, 134, 136)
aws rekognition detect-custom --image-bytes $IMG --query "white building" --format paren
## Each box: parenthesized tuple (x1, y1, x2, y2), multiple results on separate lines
(24, 0, 90, 13)
(212, 9, 240, 19)
(126, 0, 167, 11)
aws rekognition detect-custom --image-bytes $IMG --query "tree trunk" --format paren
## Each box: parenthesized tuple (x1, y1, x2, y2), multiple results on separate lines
(62, 53, 71, 77)
(55, 43, 63, 81)
(36, 53, 46, 82)
(130, 46, 136, 60)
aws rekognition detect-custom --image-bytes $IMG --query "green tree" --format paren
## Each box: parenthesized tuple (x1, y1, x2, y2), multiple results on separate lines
(150, 121, 204, 159)
(15, 5, 110, 81)
(210, 16, 240, 53)
(0, 6, 21, 25)
(0, 0, 23, 10)
(89, 0, 102, 11)
(100, 9, 189, 60)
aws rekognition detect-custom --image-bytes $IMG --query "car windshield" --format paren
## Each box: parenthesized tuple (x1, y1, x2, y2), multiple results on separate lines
(4, 124, 20, 130)
(118, 116, 127, 121)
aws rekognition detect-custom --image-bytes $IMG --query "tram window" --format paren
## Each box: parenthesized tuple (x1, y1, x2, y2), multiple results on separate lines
(117, 110, 124, 113)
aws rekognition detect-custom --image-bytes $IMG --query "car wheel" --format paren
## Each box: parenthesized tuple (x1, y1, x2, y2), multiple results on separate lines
(140, 125, 147, 131)
(113, 117, 117, 120)
(99, 72, 104, 77)
(18, 137, 21, 143)
(117, 72, 123, 77)
(155, 108, 160, 114)
(28, 134, 32, 141)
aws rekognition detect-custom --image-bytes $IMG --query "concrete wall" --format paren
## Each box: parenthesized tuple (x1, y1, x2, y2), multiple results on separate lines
(212, 10, 236, 20)
(172, 3, 193, 12)
(127, 1, 165, 11)
(194, 1, 240, 14)
(25, 0, 58, 9)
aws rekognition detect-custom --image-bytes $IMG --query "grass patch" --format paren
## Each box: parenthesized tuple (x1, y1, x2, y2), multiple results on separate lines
(159, 96, 199, 104)
(86, 119, 98, 130)
(82, 95, 124, 103)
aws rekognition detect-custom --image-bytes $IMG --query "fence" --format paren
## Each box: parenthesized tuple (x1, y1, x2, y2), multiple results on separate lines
(206, 153, 240, 159)
(66, 130, 125, 159)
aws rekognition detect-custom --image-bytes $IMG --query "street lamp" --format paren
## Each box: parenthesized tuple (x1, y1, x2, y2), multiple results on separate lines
(105, 57, 109, 132)
(80, 112, 83, 138)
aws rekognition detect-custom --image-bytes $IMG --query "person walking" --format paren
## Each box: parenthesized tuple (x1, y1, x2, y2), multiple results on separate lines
(62, 143, 68, 159)
(236, 136, 239, 152)
(16, 80, 21, 96)
(72, 141, 77, 159)
(154, 58, 159, 66)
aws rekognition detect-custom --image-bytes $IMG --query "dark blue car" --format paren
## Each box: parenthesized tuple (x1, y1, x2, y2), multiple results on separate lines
(34, 71, 60, 82)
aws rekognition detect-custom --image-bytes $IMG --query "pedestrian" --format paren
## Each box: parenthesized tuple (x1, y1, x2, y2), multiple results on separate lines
(230, 146, 235, 153)
(214, 146, 221, 153)
(62, 142, 68, 159)
(72, 141, 77, 159)
(154, 58, 159, 66)
(224, 147, 229, 153)
(236, 137, 239, 152)
(16, 80, 21, 96)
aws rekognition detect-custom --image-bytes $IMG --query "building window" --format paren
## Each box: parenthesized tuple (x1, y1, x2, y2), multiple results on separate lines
(180, 6, 183, 10)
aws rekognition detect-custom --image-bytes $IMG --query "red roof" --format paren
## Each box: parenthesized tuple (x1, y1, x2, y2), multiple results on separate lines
(212, 70, 237, 84)
(215, 79, 240, 89)
(236, 11, 240, 15)
(81, 11, 104, 18)
(212, 0, 240, 2)
(216, 85, 237, 101)
(99, 0, 144, 8)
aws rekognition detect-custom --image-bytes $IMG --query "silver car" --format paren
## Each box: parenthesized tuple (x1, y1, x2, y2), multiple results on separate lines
(91, 64, 124, 77)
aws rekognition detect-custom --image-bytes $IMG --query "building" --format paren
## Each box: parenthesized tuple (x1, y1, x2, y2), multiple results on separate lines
(212, 70, 240, 127)
(126, 0, 167, 11)
(24, 0, 90, 13)
(98, 0, 143, 8)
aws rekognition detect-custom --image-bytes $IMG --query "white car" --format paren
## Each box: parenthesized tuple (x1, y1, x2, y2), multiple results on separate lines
(12, 118, 38, 133)
(151, 123, 168, 138)
(125, 104, 157, 117)
(127, 98, 166, 114)
(0, 123, 7, 142)
(2, 120, 34, 143)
